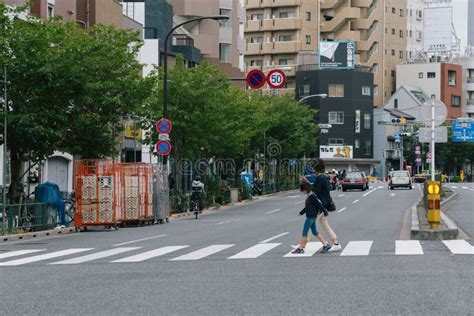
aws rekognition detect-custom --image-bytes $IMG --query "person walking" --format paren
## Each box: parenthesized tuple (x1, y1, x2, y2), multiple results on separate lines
(292, 181, 332, 254)
(308, 158, 342, 252)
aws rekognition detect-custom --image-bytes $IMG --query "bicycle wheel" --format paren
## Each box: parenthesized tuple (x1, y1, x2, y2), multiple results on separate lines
(64, 201, 76, 225)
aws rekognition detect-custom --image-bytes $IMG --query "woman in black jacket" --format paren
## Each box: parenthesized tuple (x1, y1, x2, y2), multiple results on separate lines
(308, 158, 341, 252)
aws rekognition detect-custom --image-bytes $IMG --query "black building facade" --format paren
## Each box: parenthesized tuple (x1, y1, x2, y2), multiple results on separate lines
(296, 68, 378, 173)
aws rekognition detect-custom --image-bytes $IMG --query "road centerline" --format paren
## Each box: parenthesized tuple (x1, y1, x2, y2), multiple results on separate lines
(362, 188, 377, 197)
(353, 199, 360, 204)
(113, 234, 167, 247)
(265, 208, 281, 215)
(216, 219, 241, 225)
(337, 207, 347, 213)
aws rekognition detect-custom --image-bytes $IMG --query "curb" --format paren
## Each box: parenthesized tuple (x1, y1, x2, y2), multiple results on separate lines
(2, 226, 76, 242)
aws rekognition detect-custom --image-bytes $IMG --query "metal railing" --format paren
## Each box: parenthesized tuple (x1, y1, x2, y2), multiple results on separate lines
(1, 203, 56, 235)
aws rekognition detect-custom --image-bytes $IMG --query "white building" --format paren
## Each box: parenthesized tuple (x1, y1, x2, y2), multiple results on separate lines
(406, 0, 425, 61)
(460, 56, 474, 118)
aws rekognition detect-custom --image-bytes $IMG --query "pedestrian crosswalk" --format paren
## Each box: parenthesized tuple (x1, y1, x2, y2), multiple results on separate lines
(0, 240, 472, 266)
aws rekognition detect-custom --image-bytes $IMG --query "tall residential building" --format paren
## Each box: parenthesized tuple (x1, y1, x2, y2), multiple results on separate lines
(244, 0, 319, 94)
(244, 0, 407, 106)
(460, 57, 474, 118)
(405, 0, 424, 61)
(468, 0, 474, 47)
(168, 0, 245, 81)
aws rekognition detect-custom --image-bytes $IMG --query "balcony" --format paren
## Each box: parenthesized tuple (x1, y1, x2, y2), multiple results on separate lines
(466, 104, 474, 115)
(385, 149, 401, 160)
(262, 41, 301, 54)
(262, 65, 296, 77)
(466, 80, 474, 92)
(171, 34, 201, 64)
(467, 99, 474, 105)
(246, 0, 301, 8)
(352, 0, 373, 7)
(246, 42, 263, 55)
(262, 18, 302, 31)
(320, 7, 360, 33)
(320, 0, 344, 9)
(246, 19, 263, 32)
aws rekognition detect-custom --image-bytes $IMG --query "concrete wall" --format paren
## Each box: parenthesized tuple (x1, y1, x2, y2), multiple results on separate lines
(396, 63, 441, 99)
(440, 63, 463, 120)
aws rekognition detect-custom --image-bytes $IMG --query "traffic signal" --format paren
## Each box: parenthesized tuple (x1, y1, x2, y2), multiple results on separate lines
(391, 117, 407, 124)
(426, 181, 441, 229)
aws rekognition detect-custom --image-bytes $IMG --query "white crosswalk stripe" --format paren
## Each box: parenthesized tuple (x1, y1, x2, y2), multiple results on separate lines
(228, 243, 281, 259)
(0, 249, 45, 260)
(442, 240, 474, 255)
(0, 248, 92, 266)
(50, 247, 141, 265)
(170, 244, 235, 261)
(340, 241, 373, 256)
(395, 240, 423, 255)
(284, 242, 322, 257)
(112, 246, 189, 263)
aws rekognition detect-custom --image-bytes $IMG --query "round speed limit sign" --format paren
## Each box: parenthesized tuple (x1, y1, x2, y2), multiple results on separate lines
(267, 69, 286, 89)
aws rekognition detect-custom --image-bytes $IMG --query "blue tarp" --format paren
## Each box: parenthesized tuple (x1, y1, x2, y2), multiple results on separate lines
(35, 182, 66, 226)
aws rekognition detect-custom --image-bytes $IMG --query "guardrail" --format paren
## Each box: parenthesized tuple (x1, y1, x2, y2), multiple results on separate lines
(0, 203, 56, 235)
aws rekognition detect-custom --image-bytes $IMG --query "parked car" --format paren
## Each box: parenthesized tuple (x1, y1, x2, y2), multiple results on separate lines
(340, 171, 369, 191)
(389, 170, 412, 190)
(413, 174, 427, 183)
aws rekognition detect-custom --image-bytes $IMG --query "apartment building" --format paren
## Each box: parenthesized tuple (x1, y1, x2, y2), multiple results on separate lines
(396, 62, 463, 121)
(244, 0, 407, 106)
(168, 0, 245, 81)
(461, 57, 474, 118)
(406, 0, 424, 61)
(244, 0, 319, 94)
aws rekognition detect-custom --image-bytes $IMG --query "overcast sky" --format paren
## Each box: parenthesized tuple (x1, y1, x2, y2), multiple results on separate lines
(452, 0, 468, 50)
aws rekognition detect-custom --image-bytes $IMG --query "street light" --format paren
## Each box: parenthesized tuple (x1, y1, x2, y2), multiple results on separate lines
(299, 94, 328, 102)
(163, 15, 229, 119)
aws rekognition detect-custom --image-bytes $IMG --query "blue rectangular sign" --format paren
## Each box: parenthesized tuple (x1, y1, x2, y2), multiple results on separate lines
(452, 120, 474, 142)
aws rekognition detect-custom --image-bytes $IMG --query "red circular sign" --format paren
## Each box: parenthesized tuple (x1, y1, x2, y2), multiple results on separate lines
(246, 70, 266, 89)
(155, 140, 172, 156)
(267, 69, 286, 89)
(156, 118, 172, 134)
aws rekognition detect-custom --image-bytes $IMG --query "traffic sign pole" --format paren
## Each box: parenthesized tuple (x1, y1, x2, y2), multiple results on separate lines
(431, 100, 435, 181)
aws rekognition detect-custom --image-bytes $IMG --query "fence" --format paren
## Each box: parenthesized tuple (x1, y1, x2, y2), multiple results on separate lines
(1, 203, 55, 235)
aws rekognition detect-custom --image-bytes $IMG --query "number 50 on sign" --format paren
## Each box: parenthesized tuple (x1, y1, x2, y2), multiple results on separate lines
(267, 69, 286, 89)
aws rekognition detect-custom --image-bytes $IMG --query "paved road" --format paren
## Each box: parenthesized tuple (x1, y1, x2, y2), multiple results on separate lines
(443, 183, 474, 238)
(0, 183, 472, 315)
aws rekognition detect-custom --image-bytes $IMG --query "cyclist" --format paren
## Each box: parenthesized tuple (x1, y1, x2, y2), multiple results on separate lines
(191, 176, 205, 213)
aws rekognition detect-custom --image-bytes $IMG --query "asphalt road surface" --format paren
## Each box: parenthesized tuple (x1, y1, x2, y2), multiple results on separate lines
(1, 183, 472, 315)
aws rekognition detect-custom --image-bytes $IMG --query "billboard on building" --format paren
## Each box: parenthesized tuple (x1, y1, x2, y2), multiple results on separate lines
(319, 41, 355, 69)
(320, 145, 353, 159)
(423, 7, 452, 53)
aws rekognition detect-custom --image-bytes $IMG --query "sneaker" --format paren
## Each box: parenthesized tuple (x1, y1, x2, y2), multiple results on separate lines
(328, 243, 342, 252)
(320, 243, 332, 253)
(291, 248, 305, 254)
(291, 245, 300, 249)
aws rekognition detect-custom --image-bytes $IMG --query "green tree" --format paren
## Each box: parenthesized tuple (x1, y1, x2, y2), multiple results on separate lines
(0, 4, 148, 202)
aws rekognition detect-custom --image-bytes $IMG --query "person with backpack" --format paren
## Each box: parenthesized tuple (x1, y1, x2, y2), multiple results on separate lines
(292, 181, 332, 254)
(307, 158, 341, 252)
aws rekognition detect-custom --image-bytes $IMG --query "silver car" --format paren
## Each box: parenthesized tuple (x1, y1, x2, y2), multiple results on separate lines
(389, 170, 412, 190)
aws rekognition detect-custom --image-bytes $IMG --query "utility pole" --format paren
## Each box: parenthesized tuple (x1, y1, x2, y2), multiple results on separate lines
(430, 99, 435, 181)
(2, 66, 7, 233)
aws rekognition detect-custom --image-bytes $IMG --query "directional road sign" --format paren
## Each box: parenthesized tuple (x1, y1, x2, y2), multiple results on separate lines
(155, 140, 171, 156)
(452, 119, 474, 142)
(156, 118, 172, 134)
(418, 127, 448, 143)
(246, 70, 266, 89)
(266, 69, 286, 89)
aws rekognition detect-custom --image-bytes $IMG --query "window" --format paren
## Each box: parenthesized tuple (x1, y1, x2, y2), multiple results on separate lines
(284, 82, 295, 89)
(219, 43, 230, 62)
(364, 114, 371, 130)
(365, 139, 372, 155)
(427, 72, 436, 78)
(394, 99, 398, 109)
(400, 9, 404, 17)
(409, 30, 412, 38)
(391, 28, 395, 35)
(250, 36, 263, 43)
(279, 11, 295, 18)
(385, 27, 387, 34)
(219, 9, 231, 28)
(431, 94, 436, 99)
(305, 12, 311, 21)
(47, 4, 54, 19)
(451, 95, 461, 107)
(391, 49, 395, 56)
(419, 72, 423, 78)
(416, 10, 422, 20)
(306, 35, 311, 45)
(362, 86, 371, 96)
(410, 9, 412, 16)
(399, 30, 404, 38)
(392, 7, 396, 14)
(355, 138, 360, 149)
(391, 70, 395, 77)
(299, 84, 310, 97)
(399, 51, 403, 59)
(278, 34, 293, 42)
(328, 138, 344, 145)
(251, 13, 263, 20)
(448, 70, 456, 86)
(328, 112, 344, 125)
(278, 58, 293, 65)
(250, 60, 263, 67)
(328, 84, 344, 97)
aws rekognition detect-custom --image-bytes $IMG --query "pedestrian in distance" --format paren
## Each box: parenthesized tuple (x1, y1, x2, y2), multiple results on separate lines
(308, 158, 342, 252)
(292, 181, 332, 254)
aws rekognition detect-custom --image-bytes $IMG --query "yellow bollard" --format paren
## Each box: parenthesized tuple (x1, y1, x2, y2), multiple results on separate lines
(426, 181, 441, 229)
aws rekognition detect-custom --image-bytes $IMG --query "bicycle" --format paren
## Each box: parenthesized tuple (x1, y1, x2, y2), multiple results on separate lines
(64, 198, 76, 226)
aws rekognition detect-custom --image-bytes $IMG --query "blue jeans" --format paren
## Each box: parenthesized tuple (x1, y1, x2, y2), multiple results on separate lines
(302, 217, 318, 237)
